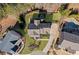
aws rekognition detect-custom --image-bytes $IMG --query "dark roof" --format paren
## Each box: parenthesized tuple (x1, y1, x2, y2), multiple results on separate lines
(39, 23, 51, 28)
(58, 32, 79, 51)
(28, 23, 39, 29)
(62, 22, 79, 36)
(59, 32, 79, 44)
(58, 22, 79, 45)
(28, 23, 51, 29)
(58, 22, 79, 51)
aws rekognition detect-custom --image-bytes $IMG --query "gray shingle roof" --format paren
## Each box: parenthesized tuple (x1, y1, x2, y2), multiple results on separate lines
(39, 23, 51, 28)
(0, 30, 21, 54)
(28, 23, 51, 29)
(58, 32, 79, 52)
(28, 23, 39, 29)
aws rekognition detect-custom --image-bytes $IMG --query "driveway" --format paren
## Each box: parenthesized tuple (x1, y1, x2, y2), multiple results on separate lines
(43, 23, 59, 53)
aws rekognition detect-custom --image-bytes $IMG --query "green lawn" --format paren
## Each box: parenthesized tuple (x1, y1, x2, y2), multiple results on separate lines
(32, 13, 39, 19)
(20, 34, 48, 54)
(45, 13, 53, 22)
(53, 12, 61, 22)
(20, 34, 35, 54)
(34, 40, 48, 51)
(45, 12, 61, 23)
(25, 11, 36, 27)
(40, 34, 49, 39)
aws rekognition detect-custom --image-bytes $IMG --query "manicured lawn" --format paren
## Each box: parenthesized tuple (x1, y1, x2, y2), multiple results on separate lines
(20, 34, 35, 54)
(20, 34, 48, 54)
(34, 40, 48, 51)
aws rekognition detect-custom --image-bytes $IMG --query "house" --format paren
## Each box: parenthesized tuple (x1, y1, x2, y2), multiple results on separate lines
(35, 3, 61, 12)
(28, 10, 52, 39)
(58, 21, 79, 54)
(0, 30, 23, 54)
(0, 15, 17, 35)
(28, 19, 51, 39)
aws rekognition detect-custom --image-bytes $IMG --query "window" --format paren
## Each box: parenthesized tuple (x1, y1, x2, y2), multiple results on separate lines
(11, 45, 18, 52)
(19, 43, 22, 46)
(10, 40, 17, 44)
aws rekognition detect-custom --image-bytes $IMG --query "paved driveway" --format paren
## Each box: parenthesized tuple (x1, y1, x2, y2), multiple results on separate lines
(43, 23, 59, 53)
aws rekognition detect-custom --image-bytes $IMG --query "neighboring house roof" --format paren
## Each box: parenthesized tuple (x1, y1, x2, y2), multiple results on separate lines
(62, 22, 79, 36)
(0, 15, 17, 34)
(58, 32, 79, 52)
(0, 30, 22, 54)
(58, 21, 79, 53)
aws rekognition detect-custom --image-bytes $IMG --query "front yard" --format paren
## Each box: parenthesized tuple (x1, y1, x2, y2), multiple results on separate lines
(20, 34, 48, 54)
(34, 40, 48, 51)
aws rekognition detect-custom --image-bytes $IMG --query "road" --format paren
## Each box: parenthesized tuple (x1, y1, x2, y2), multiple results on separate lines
(43, 23, 59, 54)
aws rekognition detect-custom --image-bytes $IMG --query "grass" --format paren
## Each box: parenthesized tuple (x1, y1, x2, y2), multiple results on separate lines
(25, 11, 37, 28)
(45, 12, 61, 23)
(20, 34, 48, 54)
(32, 13, 39, 19)
(20, 11, 40, 54)
(20, 11, 37, 54)
(16, 29, 26, 36)
(53, 12, 61, 22)
(40, 34, 49, 39)
(34, 40, 48, 51)
(45, 13, 53, 22)
(20, 34, 35, 54)
(61, 10, 71, 17)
